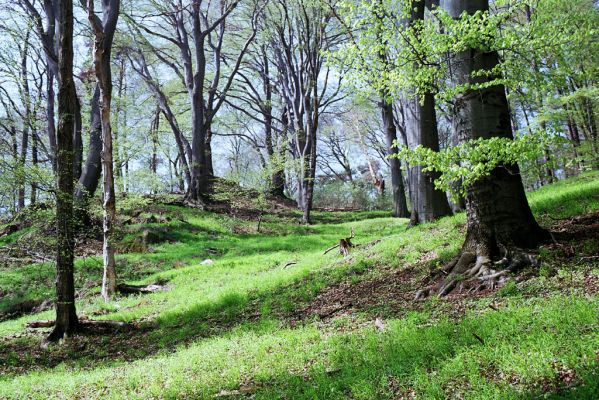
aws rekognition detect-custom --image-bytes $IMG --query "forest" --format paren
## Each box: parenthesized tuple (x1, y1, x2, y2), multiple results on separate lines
(0, 0, 597, 398)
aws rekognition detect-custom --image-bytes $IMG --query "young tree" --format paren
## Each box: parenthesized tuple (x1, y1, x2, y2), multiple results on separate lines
(48, 0, 79, 342)
(419, 0, 549, 297)
(86, 0, 120, 301)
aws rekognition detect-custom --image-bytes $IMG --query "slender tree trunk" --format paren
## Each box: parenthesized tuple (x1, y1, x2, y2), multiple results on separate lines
(99, 90, 117, 300)
(114, 57, 126, 181)
(18, 30, 32, 211)
(31, 130, 38, 204)
(428, 0, 549, 297)
(48, 0, 78, 342)
(150, 107, 160, 191)
(88, 0, 120, 301)
(73, 96, 83, 179)
(380, 100, 409, 218)
(46, 70, 57, 173)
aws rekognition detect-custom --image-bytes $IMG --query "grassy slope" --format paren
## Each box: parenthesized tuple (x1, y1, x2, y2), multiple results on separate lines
(0, 172, 598, 399)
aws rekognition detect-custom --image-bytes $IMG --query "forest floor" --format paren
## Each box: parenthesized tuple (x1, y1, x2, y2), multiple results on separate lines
(0, 172, 598, 399)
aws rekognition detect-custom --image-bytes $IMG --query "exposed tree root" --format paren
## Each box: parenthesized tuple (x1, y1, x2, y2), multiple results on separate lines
(28, 318, 133, 331)
(415, 246, 539, 300)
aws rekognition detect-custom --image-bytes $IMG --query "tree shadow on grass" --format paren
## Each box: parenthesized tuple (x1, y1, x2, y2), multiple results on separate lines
(211, 299, 598, 399)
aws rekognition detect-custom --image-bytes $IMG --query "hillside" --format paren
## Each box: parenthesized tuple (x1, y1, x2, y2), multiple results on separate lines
(0, 173, 598, 399)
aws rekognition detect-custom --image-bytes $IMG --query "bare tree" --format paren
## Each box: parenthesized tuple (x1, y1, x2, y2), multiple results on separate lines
(270, 0, 345, 223)
(129, 0, 262, 203)
(228, 41, 289, 198)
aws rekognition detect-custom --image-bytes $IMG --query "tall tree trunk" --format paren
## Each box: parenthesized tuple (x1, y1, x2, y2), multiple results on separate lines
(18, 29, 32, 211)
(88, 0, 120, 301)
(46, 71, 57, 173)
(404, 0, 451, 225)
(31, 129, 38, 204)
(424, 0, 549, 297)
(48, 0, 78, 342)
(380, 99, 409, 218)
(150, 107, 160, 189)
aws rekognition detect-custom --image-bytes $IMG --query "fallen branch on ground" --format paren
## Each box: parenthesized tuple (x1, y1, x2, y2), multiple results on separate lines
(117, 282, 164, 294)
(323, 229, 355, 256)
(27, 318, 132, 330)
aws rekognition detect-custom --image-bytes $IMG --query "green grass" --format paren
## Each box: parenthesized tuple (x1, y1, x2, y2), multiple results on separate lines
(0, 171, 597, 399)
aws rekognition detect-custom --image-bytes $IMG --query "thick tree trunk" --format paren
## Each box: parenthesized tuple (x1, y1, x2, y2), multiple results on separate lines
(297, 125, 317, 224)
(426, 0, 549, 297)
(404, 94, 452, 223)
(404, 1, 452, 224)
(187, 89, 209, 203)
(380, 100, 410, 218)
(48, 0, 78, 342)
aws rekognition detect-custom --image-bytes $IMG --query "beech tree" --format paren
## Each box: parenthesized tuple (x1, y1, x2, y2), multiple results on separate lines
(401, 0, 451, 224)
(86, 0, 120, 300)
(48, 0, 78, 342)
(228, 41, 289, 198)
(128, 0, 262, 204)
(270, 0, 345, 223)
(415, 0, 550, 297)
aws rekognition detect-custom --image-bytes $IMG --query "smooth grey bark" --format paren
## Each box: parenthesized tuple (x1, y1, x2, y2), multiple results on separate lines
(17, 28, 32, 211)
(87, 0, 120, 301)
(380, 99, 409, 218)
(404, 0, 452, 224)
(435, 0, 548, 294)
(74, 85, 102, 205)
(47, 0, 78, 342)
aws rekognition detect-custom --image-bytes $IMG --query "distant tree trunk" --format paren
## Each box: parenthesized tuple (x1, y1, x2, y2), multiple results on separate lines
(46, 72, 57, 172)
(150, 107, 160, 188)
(128, 49, 192, 188)
(404, 93, 453, 224)
(74, 85, 103, 220)
(47, 0, 78, 342)
(88, 0, 120, 301)
(31, 130, 38, 204)
(73, 97, 83, 179)
(380, 99, 409, 218)
(114, 57, 126, 181)
(18, 29, 31, 212)
(404, 0, 452, 225)
(425, 0, 549, 297)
